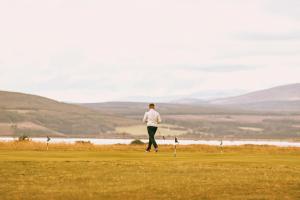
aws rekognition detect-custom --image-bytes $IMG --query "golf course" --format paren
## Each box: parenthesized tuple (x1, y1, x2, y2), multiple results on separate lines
(0, 142, 299, 200)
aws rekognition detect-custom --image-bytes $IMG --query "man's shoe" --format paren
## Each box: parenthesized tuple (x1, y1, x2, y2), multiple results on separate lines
(145, 150, 150, 153)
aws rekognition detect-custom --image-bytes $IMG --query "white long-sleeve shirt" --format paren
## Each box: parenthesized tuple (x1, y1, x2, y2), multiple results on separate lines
(143, 109, 162, 127)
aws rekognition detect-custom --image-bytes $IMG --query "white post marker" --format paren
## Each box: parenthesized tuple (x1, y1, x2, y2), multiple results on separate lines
(174, 137, 179, 157)
(220, 139, 223, 154)
(46, 136, 51, 151)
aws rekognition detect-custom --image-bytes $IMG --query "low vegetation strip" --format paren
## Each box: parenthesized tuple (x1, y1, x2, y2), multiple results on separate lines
(0, 141, 300, 153)
(0, 142, 300, 199)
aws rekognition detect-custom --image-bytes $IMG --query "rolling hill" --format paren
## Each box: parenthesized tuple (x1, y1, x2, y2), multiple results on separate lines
(209, 83, 300, 112)
(210, 83, 300, 104)
(0, 91, 137, 137)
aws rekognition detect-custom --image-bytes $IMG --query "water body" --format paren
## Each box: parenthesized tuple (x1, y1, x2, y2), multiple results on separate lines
(0, 137, 300, 147)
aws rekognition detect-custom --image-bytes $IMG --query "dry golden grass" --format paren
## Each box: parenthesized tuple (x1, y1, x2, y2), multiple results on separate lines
(0, 141, 300, 200)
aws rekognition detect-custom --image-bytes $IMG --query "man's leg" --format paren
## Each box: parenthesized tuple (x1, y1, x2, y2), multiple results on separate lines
(149, 126, 158, 150)
(146, 126, 153, 151)
(152, 127, 158, 150)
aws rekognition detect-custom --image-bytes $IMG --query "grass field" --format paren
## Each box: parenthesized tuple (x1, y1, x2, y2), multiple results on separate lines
(0, 142, 300, 200)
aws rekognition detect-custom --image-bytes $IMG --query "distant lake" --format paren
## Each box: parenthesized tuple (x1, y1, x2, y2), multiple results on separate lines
(1, 137, 300, 147)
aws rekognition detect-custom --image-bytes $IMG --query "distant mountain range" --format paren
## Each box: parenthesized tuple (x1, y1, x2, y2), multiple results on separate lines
(82, 83, 300, 114)
(155, 83, 300, 112)
(208, 83, 300, 111)
(80, 83, 300, 140)
(210, 83, 300, 104)
(0, 83, 299, 137)
(123, 89, 246, 103)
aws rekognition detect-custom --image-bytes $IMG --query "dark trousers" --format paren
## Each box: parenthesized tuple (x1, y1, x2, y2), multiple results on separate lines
(146, 126, 158, 151)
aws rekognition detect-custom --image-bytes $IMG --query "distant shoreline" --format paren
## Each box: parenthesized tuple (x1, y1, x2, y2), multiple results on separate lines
(1, 135, 300, 142)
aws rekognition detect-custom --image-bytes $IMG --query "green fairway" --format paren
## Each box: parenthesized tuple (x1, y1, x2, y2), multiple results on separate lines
(0, 143, 300, 200)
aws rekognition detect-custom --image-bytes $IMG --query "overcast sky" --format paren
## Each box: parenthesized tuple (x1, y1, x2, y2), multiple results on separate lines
(0, 0, 300, 102)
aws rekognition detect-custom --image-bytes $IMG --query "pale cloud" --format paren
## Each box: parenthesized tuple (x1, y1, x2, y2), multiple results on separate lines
(0, 0, 299, 102)
(266, 0, 300, 20)
(237, 31, 300, 41)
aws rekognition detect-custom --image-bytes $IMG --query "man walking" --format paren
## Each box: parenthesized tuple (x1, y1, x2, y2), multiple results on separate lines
(143, 103, 162, 152)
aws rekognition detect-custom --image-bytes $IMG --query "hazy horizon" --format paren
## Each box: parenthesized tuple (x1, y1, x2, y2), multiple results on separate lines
(1, 0, 300, 102)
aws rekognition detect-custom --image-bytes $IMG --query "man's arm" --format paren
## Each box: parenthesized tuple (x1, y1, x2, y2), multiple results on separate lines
(143, 112, 148, 123)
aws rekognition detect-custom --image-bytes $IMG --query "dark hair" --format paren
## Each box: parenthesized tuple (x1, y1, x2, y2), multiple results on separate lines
(149, 103, 155, 108)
